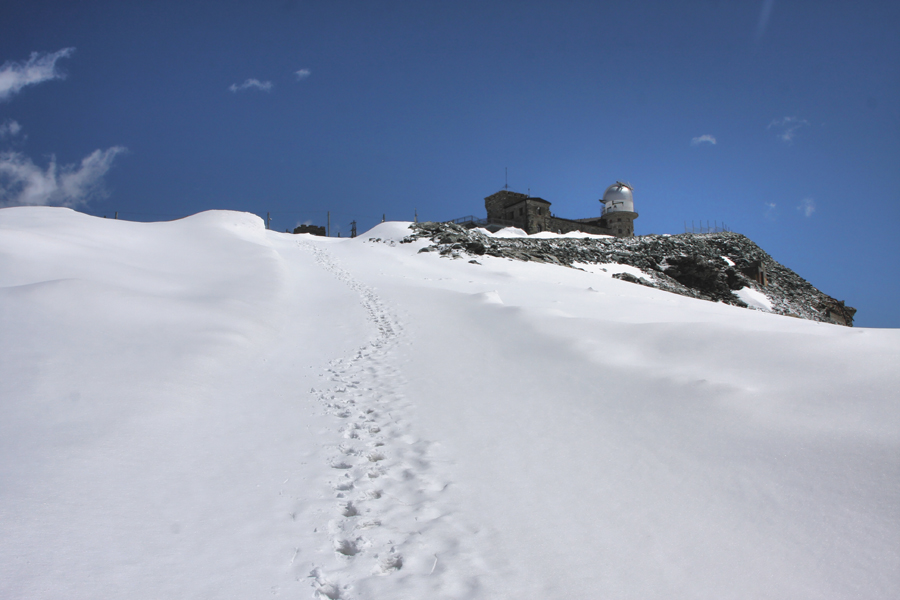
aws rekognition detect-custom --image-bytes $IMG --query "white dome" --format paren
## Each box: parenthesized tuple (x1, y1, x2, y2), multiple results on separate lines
(602, 182, 634, 213)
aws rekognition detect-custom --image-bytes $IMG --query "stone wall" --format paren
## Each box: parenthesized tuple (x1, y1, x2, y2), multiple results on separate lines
(485, 190, 529, 224)
(544, 216, 610, 236)
(524, 199, 551, 232)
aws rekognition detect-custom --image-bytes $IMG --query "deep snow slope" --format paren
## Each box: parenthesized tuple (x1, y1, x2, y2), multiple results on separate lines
(1, 208, 898, 600)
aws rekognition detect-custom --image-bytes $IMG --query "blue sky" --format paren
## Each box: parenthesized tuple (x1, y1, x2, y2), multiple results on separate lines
(1, 0, 898, 326)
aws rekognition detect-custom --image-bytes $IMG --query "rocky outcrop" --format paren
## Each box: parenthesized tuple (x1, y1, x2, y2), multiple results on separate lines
(402, 222, 856, 326)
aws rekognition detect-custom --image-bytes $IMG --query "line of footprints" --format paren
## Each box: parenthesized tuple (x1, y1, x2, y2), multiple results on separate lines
(303, 243, 448, 599)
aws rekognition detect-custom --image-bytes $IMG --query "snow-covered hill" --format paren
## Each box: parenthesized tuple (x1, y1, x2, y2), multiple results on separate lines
(1, 207, 897, 599)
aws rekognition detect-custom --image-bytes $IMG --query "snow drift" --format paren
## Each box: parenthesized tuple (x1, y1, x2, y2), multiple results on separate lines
(1, 208, 897, 599)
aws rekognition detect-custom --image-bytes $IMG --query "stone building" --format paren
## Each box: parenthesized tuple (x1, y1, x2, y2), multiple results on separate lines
(293, 224, 327, 236)
(482, 182, 639, 237)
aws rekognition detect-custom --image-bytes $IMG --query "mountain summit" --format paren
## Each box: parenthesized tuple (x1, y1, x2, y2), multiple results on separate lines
(0, 208, 895, 599)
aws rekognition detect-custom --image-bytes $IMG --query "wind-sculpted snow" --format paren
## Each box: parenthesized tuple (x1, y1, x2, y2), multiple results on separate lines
(1, 209, 897, 600)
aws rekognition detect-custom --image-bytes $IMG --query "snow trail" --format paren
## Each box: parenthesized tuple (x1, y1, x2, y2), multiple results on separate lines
(301, 242, 487, 599)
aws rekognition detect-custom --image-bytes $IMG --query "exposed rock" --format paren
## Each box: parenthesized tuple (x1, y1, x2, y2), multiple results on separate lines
(406, 222, 856, 326)
(465, 241, 486, 255)
(612, 272, 653, 288)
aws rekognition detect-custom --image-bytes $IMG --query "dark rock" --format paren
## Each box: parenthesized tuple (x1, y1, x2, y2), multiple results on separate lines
(662, 255, 735, 302)
(405, 222, 855, 326)
(465, 241, 486, 255)
(612, 272, 652, 287)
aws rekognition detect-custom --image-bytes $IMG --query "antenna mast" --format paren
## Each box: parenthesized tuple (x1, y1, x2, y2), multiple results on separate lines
(504, 167, 508, 190)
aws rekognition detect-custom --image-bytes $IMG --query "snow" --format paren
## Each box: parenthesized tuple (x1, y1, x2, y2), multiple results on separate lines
(721, 255, 735, 266)
(486, 226, 529, 238)
(573, 261, 650, 280)
(480, 226, 612, 239)
(736, 285, 773, 310)
(2, 208, 898, 600)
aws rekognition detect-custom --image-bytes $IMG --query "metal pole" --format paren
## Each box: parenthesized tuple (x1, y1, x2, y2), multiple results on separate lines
(327, 211, 330, 237)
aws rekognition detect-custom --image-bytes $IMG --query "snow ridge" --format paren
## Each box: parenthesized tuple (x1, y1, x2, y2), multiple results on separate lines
(301, 242, 485, 599)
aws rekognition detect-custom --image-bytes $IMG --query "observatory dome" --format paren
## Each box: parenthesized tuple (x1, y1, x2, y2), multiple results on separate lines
(602, 182, 634, 213)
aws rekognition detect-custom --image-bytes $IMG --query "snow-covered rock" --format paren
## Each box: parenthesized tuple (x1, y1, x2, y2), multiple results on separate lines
(407, 221, 857, 325)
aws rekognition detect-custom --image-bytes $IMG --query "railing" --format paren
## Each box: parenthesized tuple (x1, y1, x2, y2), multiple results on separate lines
(446, 215, 519, 228)
(447, 215, 486, 226)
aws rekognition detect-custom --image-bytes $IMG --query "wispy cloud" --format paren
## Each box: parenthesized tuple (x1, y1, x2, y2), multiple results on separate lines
(229, 78, 273, 93)
(691, 134, 717, 146)
(768, 116, 809, 143)
(797, 197, 815, 217)
(295, 68, 311, 80)
(0, 48, 75, 102)
(0, 119, 22, 138)
(764, 202, 777, 221)
(0, 146, 126, 208)
(755, 0, 776, 42)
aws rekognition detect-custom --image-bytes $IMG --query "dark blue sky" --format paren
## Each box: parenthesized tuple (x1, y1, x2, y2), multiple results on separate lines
(2, 1, 898, 326)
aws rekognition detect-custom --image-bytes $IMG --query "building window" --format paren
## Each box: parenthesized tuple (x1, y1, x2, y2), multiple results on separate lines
(538, 207, 542, 215)
(519, 208, 524, 216)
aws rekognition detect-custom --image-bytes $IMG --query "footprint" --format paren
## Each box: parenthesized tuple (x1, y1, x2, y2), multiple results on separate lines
(333, 479, 353, 492)
(357, 519, 381, 529)
(376, 551, 403, 575)
(309, 568, 343, 600)
(334, 538, 361, 556)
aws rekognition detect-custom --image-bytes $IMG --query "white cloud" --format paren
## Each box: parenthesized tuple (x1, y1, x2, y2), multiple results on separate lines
(764, 202, 777, 221)
(229, 78, 273, 93)
(0, 119, 22, 138)
(295, 68, 311, 80)
(0, 146, 126, 208)
(691, 134, 717, 146)
(797, 197, 815, 217)
(0, 48, 75, 102)
(768, 116, 809, 142)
